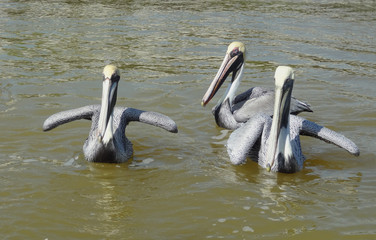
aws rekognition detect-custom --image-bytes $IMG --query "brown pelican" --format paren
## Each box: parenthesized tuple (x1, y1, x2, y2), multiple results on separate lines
(227, 66, 359, 173)
(43, 65, 178, 163)
(201, 42, 312, 130)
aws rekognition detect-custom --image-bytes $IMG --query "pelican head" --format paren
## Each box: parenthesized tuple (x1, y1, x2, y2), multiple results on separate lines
(266, 66, 296, 172)
(97, 65, 120, 144)
(202, 41, 246, 107)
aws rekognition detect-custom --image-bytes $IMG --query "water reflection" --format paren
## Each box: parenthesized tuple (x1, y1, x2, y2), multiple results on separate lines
(0, 0, 375, 239)
(78, 164, 135, 237)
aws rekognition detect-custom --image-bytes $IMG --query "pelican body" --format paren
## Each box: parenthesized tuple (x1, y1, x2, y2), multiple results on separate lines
(43, 65, 178, 163)
(227, 66, 359, 173)
(202, 42, 312, 130)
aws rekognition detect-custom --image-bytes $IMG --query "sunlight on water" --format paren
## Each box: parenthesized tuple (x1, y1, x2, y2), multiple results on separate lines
(0, 0, 375, 239)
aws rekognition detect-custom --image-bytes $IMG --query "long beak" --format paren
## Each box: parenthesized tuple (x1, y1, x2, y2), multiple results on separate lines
(266, 78, 294, 171)
(98, 77, 118, 139)
(201, 53, 242, 106)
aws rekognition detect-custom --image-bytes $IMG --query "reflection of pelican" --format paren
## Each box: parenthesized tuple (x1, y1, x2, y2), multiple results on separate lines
(201, 42, 312, 130)
(43, 65, 178, 163)
(227, 66, 359, 173)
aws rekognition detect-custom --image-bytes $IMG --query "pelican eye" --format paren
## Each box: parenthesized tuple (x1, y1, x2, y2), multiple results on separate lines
(230, 47, 241, 58)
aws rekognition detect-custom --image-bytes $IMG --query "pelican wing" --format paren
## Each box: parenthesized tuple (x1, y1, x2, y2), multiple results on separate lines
(227, 114, 270, 165)
(233, 87, 267, 105)
(291, 115, 360, 156)
(43, 105, 98, 131)
(233, 87, 313, 123)
(290, 98, 313, 115)
(233, 90, 275, 122)
(119, 107, 178, 133)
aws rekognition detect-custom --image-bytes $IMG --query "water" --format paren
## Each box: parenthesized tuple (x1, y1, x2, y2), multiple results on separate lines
(1, 0, 375, 239)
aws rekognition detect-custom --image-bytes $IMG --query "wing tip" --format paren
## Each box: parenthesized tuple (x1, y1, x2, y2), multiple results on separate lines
(42, 118, 52, 131)
(292, 98, 313, 114)
(158, 115, 178, 133)
(169, 122, 178, 133)
(342, 136, 360, 157)
(350, 145, 360, 156)
(227, 144, 247, 165)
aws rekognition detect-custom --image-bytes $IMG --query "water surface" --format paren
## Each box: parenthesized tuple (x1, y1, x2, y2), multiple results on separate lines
(0, 0, 375, 239)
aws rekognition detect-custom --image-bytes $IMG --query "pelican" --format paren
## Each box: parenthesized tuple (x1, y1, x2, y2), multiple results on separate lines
(201, 42, 312, 130)
(227, 66, 359, 173)
(43, 65, 178, 163)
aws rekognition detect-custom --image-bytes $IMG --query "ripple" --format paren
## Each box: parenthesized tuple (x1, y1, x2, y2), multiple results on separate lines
(0, 0, 374, 239)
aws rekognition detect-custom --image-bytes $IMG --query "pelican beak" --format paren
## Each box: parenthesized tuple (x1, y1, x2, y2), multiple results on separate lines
(266, 66, 295, 170)
(100, 78, 118, 137)
(201, 47, 244, 106)
(98, 65, 120, 142)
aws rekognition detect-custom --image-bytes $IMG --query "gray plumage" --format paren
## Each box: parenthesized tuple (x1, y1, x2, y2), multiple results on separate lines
(212, 87, 312, 130)
(43, 105, 178, 162)
(43, 65, 178, 163)
(226, 66, 359, 173)
(227, 114, 360, 173)
(202, 42, 312, 130)
(43, 105, 178, 163)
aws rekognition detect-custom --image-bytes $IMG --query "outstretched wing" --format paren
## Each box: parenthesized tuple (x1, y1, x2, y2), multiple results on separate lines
(291, 115, 360, 156)
(119, 107, 178, 133)
(43, 105, 98, 131)
(227, 114, 269, 165)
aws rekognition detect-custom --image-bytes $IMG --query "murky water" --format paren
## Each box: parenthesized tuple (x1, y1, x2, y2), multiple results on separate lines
(1, 0, 375, 239)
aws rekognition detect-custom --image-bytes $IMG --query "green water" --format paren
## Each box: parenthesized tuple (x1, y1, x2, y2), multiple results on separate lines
(0, 1, 375, 239)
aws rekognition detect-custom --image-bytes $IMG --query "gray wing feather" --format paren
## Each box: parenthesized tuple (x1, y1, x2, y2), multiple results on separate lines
(233, 87, 312, 123)
(233, 92, 275, 122)
(291, 98, 313, 115)
(227, 114, 269, 165)
(43, 105, 98, 131)
(119, 107, 178, 133)
(233, 87, 266, 105)
(291, 115, 360, 156)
